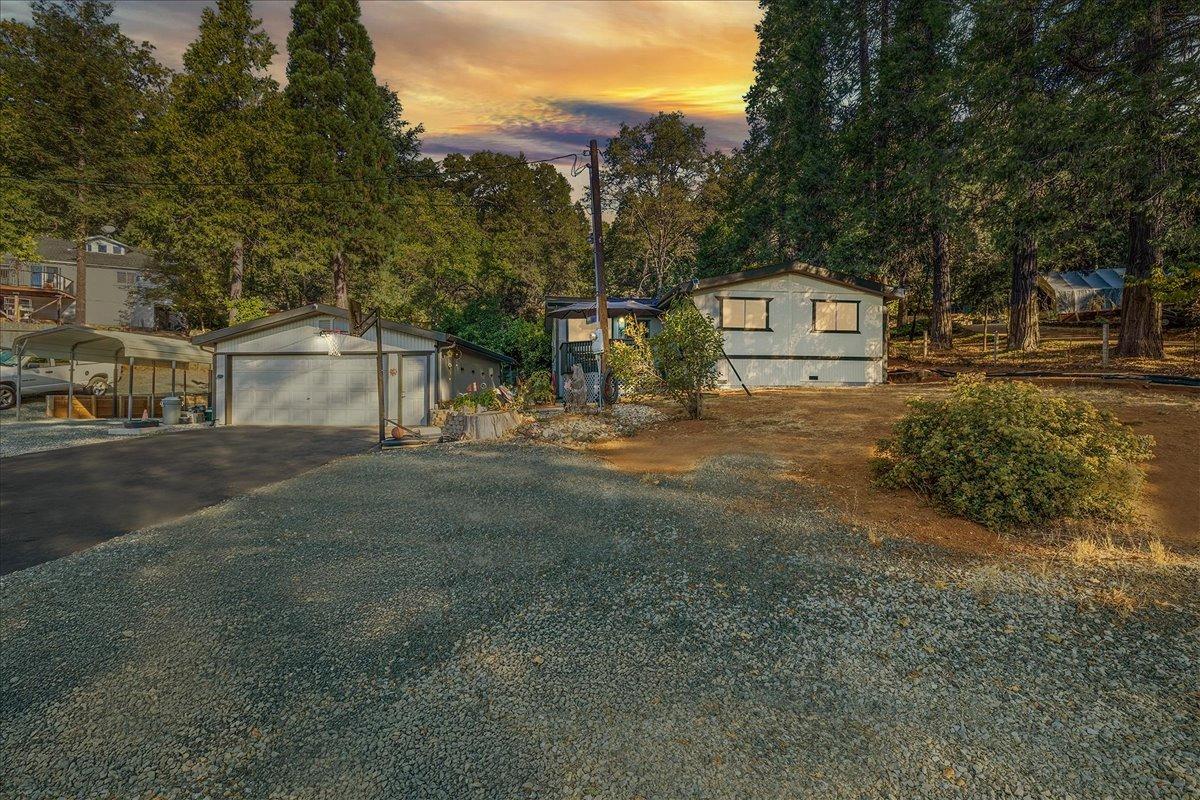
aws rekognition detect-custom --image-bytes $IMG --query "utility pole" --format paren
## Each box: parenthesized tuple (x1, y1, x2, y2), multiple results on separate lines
(588, 138, 610, 407)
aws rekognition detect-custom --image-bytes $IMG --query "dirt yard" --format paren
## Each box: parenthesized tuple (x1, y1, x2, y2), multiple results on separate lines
(891, 327, 1200, 378)
(593, 382, 1200, 556)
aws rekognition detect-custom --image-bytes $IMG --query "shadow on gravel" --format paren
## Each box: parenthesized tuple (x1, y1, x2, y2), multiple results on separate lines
(1, 443, 1196, 799)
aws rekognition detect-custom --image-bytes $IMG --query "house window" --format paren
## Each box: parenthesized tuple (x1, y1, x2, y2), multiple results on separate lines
(97, 243, 108, 253)
(3, 298, 34, 316)
(719, 297, 771, 331)
(30, 266, 61, 289)
(116, 271, 137, 286)
(317, 318, 349, 332)
(812, 299, 860, 333)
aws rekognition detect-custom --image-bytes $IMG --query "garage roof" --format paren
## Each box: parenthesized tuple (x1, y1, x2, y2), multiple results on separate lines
(193, 304, 514, 365)
(193, 304, 450, 346)
(12, 325, 212, 366)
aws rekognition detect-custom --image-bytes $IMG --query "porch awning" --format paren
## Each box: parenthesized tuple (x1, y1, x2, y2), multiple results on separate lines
(546, 299, 661, 319)
(12, 325, 212, 366)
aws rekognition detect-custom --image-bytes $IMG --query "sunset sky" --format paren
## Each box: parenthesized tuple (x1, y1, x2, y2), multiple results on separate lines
(4, 0, 762, 190)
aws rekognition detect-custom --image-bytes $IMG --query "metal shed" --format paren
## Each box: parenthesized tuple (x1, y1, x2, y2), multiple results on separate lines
(1038, 268, 1125, 318)
(10, 325, 213, 419)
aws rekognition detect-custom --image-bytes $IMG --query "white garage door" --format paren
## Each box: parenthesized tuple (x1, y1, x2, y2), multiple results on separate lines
(231, 355, 379, 426)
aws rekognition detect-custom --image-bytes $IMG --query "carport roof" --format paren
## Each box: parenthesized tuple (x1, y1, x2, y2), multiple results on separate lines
(12, 325, 212, 366)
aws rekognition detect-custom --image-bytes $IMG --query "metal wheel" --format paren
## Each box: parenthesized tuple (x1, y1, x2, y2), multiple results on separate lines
(0, 384, 15, 411)
(87, 376, 109, 396)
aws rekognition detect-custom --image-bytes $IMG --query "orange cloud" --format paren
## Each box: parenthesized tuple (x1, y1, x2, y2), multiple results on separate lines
(4, 0, 762, 159)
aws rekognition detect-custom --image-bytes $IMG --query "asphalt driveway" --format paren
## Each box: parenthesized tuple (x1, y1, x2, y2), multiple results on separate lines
(0, 443, 1195, 798)
(0, 426, 376, 574)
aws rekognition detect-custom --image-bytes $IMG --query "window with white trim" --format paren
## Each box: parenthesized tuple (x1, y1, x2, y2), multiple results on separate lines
(317, 317, 350, 332)
(812, 299, 859, 333)
(719, 297, 770, 330)
(116, 270, 137, 286)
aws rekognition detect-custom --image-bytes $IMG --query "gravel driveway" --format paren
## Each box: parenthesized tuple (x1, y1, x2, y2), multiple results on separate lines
(1, 443, 1196, 799)
(0, 417, 126, 458)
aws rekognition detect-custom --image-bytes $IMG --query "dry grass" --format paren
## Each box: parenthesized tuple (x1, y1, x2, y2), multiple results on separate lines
(1063, 533, 1189, 566)
(1090, 584, 1142, 617)
(964, 563, 1010, 606)
(891, 326, 1200, 378)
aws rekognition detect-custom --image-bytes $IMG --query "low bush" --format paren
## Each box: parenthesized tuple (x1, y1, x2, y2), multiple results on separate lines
(873, 375, 1153, 530)
(609, 303, 725, 419)
(451, 388, 500, 411)
(517, 371, 554, 407)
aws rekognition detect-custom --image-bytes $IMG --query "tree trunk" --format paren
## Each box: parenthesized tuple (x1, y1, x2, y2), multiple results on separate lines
(228, 238, 244, 325)
(332, 250, 348, 309)
(1116, 210, 1164, 357)
(1007, 231, 1040, 351)
(880, 0, 890, 49)
(929, 227, 952, 349)
(74, 216, 87, 326)
(1115, 1, 1165, 359)
(856, 0, 871, 105)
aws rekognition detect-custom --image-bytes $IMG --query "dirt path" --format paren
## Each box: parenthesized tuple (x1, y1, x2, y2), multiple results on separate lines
(592, 384, 1200, 555)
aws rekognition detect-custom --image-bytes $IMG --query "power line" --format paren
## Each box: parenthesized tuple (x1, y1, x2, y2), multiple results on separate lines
(0, 152, 585, 190)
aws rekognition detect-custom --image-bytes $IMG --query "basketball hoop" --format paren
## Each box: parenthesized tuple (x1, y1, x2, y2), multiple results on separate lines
(319, 329, 343, 356)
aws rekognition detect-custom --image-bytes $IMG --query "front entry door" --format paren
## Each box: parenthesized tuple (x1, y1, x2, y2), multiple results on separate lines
(400, 356, 428, 426)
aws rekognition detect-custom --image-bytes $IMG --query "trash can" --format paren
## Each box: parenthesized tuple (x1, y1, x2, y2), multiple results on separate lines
(161, 395, 182, 425)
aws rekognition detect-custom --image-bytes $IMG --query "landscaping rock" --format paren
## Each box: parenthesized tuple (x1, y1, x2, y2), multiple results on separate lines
(517, 403, 666, 444)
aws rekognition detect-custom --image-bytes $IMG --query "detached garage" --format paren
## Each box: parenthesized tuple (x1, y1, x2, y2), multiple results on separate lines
(194, 305, 512, 427)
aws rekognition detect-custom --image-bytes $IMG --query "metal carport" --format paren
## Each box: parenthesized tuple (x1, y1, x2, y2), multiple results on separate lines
(10, 325, 213, 420)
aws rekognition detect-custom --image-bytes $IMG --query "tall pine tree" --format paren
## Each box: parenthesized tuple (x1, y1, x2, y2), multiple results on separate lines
(1, 0, 164, 324)
(742, 0, 839, 264)
(965, 0, 1075, 351)
(1102, 0, 1197, 357)
(875, 0, 961, 348)
(135, 0, 290, 328)
(284, 0, 405, 309)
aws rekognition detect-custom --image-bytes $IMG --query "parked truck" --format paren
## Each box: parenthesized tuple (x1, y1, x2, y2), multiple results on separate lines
(0, 349, 112, 410)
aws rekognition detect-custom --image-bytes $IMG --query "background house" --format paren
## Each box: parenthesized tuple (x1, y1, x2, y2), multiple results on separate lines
(1, 235, 173, 330)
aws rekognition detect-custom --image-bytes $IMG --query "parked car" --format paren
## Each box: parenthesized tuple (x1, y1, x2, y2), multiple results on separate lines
(0, 349, 113, 410)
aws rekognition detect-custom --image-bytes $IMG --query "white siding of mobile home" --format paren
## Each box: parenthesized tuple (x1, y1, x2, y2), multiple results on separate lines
(691, 272, 885, 387)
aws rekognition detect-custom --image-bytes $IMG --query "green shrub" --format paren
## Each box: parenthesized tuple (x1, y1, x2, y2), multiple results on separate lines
(610, 303, 725, 419)
(609, 320, 662, 397)
(451, 388, 500, 411)
(517, 371, 554, 407)
(873, 375, 1153, 530)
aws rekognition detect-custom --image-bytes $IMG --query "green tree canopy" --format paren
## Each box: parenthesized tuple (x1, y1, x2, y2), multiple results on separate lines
(441, 151, 590, 316)
(1, 0, 165, 324)
(131, 0, 291, 330)
(284, 0, 419, 309)
(601, 112, 722, 294)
